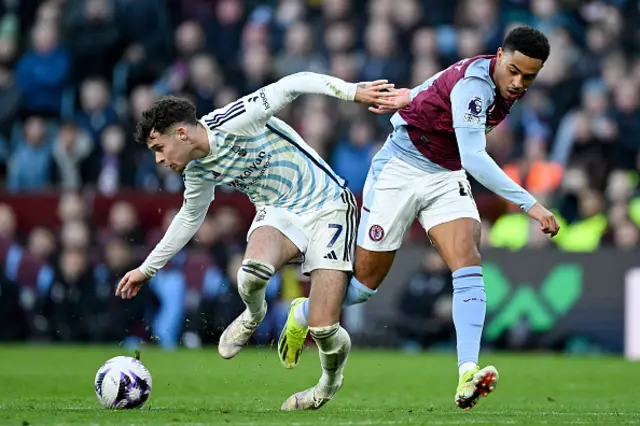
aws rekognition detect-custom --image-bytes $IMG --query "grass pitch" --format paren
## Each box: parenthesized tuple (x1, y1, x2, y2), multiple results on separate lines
(0, 345, 639, 425)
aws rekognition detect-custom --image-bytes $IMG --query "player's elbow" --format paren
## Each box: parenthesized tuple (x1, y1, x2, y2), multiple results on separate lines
(178, 205, 207, 229)
(459, 151, 482, 175)
(279, 72, 316, 96)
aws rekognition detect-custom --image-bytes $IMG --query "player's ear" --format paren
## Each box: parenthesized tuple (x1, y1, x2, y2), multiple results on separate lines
(176, 126, 188, 141)
(496, 47, 503, 61)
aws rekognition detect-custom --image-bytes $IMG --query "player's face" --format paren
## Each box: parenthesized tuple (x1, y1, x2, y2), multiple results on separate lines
(147, 128, 192, 173)
(495, 48, 543, 101)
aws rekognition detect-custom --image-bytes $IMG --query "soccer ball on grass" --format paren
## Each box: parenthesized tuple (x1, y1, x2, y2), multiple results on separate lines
(94, 354, 152, 409)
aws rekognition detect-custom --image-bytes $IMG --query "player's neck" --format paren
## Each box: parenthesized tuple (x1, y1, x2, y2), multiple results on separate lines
(189, 123, 212, 161)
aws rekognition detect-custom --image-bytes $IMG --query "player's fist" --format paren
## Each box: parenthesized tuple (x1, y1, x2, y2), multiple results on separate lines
(527, 203, 560, 237)
(115, 268, 149, 299)
(368, 88, 411, 115)
(355, 80, 396, 106)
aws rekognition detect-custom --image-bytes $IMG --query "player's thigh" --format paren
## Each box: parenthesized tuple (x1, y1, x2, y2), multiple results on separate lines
(418, 172, 482, 271)
(307, 268, 349, 327)
(358, 156, 421, 254)
(245, 207, 303, 270)
(300, 190, 358, 276)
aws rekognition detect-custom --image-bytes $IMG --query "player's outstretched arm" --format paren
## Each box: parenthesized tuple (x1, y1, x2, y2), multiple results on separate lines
(455, 127, 559, 236)
(115, 176, 214, 299)
(369, 88, 411, 115)
(451, 78, 559, 237)
(208, 72, 396, 137)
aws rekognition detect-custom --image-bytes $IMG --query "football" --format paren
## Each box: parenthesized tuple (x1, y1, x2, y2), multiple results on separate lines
(94, 355, 152, 409)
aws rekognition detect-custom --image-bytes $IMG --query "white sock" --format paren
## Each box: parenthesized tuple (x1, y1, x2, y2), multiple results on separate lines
(237, 260, 274, 319)
(293, 299, 309, 328)
(309, 324, 351, 393)
(459, 361, 478, 377)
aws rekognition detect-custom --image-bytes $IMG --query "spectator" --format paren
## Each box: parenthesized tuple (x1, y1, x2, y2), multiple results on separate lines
(15, 24, 70, 117)
(8, 116, 53, 192)
(361, 20, 407, 85)
(60, 220, 91, 251)
(395, 250, 454, 350)
(153, 21, 206, 97)
(40, 248, 94, 341)
(331, 118, 378, 192)
(27, 227, 57, 263)
(0, 65, 21, 141)
(85, 124, 135, 194)
(51, 122, 93, 190)
(57, 191, 87, 224)
(102, 201, 144, 246)
(0, 203, 16, 240)
(186, 54, 223, 114)
(275, 22, 327, 78)
(74, 77, 119, 143)
(92, 239, 157, 342)
(64, 0, 123, 82)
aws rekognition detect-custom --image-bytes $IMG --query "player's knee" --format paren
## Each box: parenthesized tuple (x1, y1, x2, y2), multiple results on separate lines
(449, 243, 482, 272)
(343, 276, 377, 307)
(237, 259, 275, 298)
(309, 323, 351, 353)
(353, 250, 394, 289)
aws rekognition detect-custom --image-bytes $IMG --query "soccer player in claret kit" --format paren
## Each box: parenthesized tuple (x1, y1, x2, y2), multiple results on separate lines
(114, 72, 396, 410)
(279, 27, 561, 410)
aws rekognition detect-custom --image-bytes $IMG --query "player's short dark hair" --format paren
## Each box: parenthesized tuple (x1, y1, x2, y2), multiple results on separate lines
(502, 26, 550, 63)
(134, 96, 197, 144)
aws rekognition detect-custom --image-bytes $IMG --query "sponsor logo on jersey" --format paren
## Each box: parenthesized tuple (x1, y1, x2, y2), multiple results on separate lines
(229, 151, 272, 189)
(369, 224, 385, 242)
(259, 88, 270, 111)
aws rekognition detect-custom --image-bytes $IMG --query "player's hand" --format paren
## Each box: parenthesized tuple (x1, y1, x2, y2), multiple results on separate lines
(368, 88, 411, 115)
(527, 203, 560, 237)
(115, 268, 149, 299)
(354, 80, 397, 107)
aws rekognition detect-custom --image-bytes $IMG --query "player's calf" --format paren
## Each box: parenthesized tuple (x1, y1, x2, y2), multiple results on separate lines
(293, 276, 377, 329)
(218, 259, 275, 359)
(237, 259, 275, 319)
(282, 273, 378, 369)
(309, 323, 351, 392)
(281, 323, 350, 411)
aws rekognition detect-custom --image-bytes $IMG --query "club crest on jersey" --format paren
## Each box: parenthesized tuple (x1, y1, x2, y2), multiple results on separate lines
(467, 97, 482, 116)
(369, 225, 385, 242)
(255, 208, 266, 222)
(231, 145, 247, 157)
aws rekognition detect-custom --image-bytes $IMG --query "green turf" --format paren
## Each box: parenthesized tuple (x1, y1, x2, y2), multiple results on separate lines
(0, 345, 639, 425)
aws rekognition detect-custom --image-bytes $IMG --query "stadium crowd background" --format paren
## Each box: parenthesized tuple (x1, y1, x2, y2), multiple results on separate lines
(0, 0, 638, 350)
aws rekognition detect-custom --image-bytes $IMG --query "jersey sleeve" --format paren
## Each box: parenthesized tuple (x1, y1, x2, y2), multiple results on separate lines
(450, 77, 495, 130)
(201, 72, 358, 137)
(455, 127, 537, 211)
(138, 173, 215, 278)
(409, 70, 443, 101)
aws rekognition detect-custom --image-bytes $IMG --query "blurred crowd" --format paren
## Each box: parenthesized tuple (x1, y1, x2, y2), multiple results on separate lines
(1, 0, 640, 344)
(0, 193, 305, 347)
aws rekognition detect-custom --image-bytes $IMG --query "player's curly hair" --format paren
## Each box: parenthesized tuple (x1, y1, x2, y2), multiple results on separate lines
(502, 27, 550, 63)
(134, 96, 198, 144)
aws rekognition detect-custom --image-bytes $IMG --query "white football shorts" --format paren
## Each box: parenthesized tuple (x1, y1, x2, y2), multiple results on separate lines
(247, 189, 357, 274)
(357, 151, 480, 252)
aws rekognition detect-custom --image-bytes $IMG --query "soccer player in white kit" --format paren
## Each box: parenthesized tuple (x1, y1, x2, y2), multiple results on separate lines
(114, 72, 395, 410)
